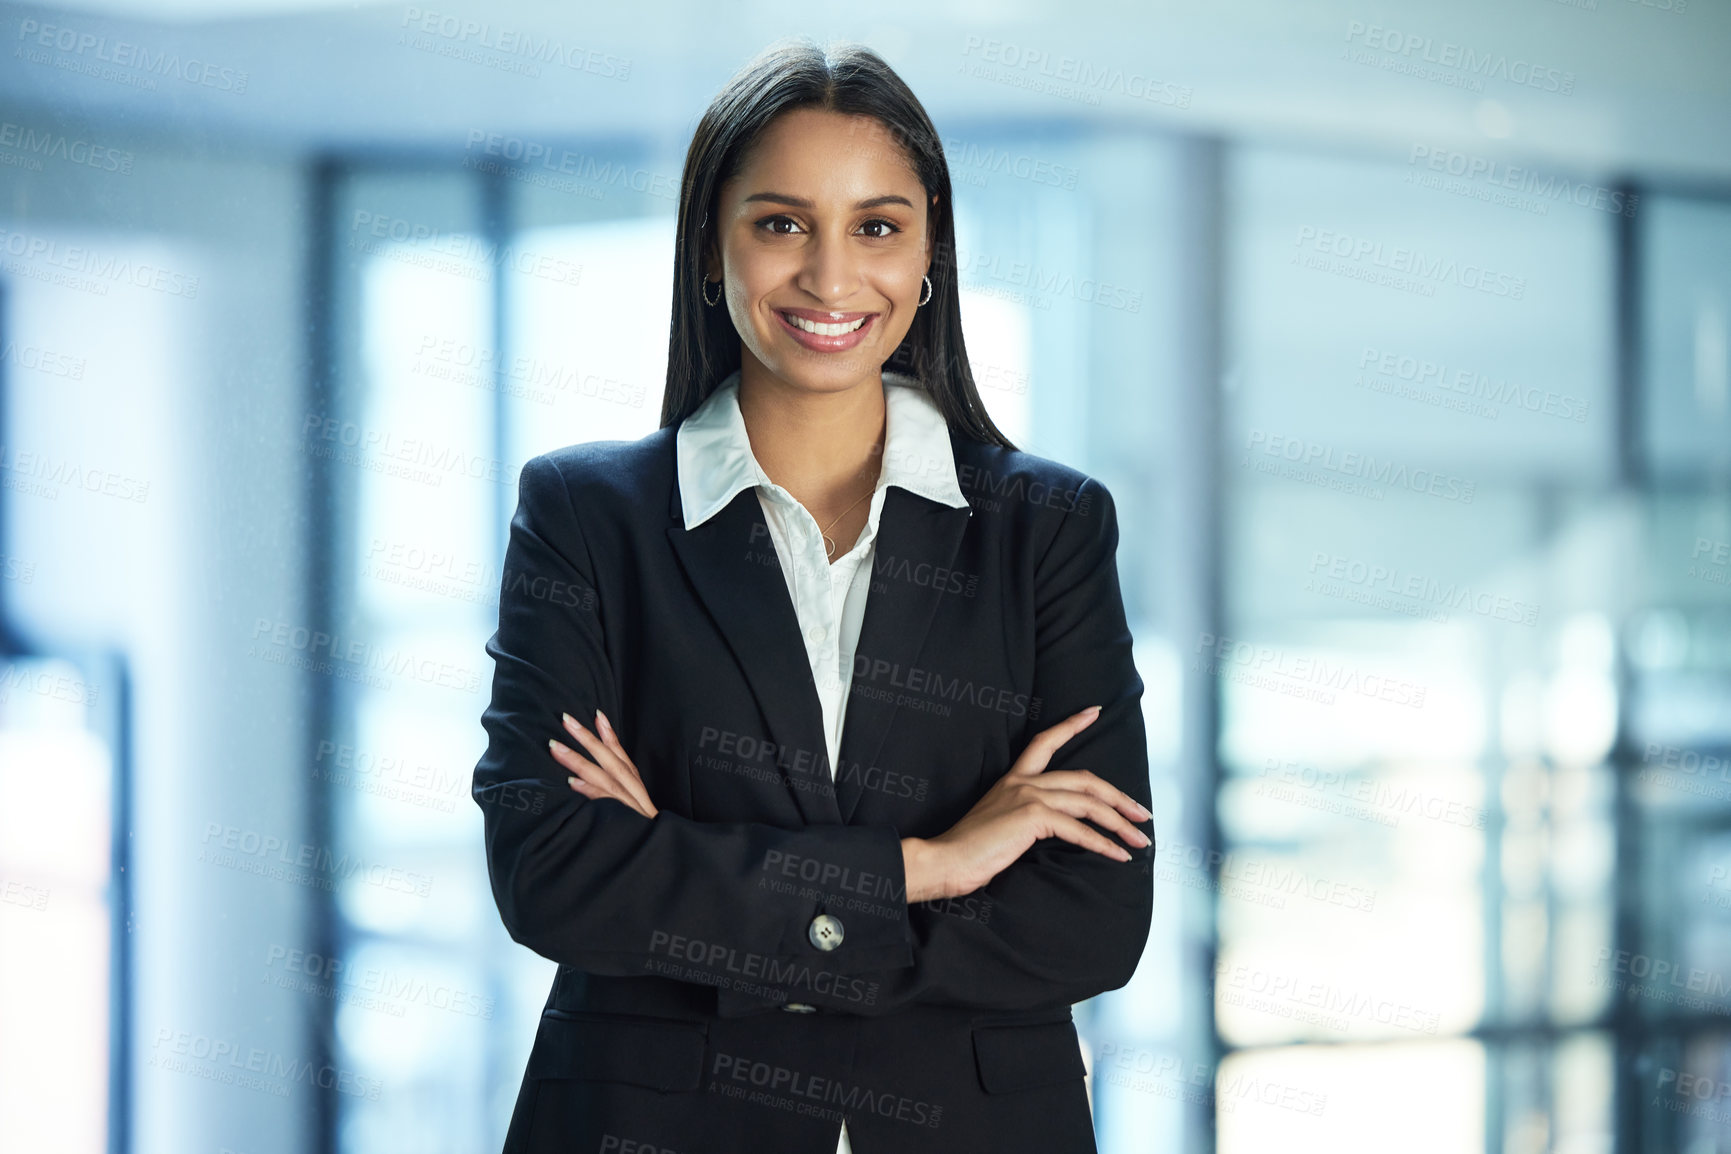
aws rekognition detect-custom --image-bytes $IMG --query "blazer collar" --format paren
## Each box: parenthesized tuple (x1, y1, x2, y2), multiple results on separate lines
(673, 368, 970, 528)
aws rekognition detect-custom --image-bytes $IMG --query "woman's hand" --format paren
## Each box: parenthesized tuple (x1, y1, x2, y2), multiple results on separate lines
(901, 706, 1151, 903)
(549, 709, 658, 819)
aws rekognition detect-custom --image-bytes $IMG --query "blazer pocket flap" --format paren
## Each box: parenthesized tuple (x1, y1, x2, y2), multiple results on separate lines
(971, 1020, 1086, 1094)
(528, 1012, 707, 1092)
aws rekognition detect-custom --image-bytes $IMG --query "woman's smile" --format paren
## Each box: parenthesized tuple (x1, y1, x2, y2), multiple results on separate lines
(773, 306, 879, 352)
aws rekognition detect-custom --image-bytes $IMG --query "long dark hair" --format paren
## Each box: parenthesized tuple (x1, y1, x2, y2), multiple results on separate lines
(660, 37, 1016, 450)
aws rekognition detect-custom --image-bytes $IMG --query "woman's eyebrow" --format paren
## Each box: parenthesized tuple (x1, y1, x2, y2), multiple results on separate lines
(741, 191, 915, 210)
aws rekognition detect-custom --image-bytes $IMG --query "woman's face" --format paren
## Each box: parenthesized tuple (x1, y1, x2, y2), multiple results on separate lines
(707, 107, 936, 395)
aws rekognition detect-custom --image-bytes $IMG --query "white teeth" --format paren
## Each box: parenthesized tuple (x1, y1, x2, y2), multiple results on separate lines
(785, 313, 867, 336)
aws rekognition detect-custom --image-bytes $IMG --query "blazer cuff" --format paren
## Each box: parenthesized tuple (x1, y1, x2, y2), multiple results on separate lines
(709, 824, 916, 1015)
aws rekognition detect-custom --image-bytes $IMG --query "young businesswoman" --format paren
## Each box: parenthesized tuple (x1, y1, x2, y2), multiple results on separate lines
(473, 39, 1155, 1154)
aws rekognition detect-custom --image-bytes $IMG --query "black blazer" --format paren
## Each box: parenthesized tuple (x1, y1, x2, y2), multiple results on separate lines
(472, 419, 1154, 1154)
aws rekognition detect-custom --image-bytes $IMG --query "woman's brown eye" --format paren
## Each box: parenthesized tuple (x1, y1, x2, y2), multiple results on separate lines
(861, 219, 899, 238)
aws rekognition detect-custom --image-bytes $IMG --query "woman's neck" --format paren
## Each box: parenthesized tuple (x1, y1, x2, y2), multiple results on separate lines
(735, 362, 886, 518)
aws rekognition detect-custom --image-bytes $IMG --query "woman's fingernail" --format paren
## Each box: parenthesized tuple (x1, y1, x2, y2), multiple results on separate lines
(1086, 705, 1102, 716)
(549, 738, 560, 752)
(1134, 802, 1152, 820)
(596, 709, 611, 736)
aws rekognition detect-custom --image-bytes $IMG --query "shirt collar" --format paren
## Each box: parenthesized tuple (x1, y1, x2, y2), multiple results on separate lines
(675, 369, 970, 531)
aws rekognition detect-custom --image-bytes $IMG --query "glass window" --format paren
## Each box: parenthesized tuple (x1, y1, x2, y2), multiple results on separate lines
(1218, 141, 1620, 1150)
(326, 171, 504, 1153)
(0, 656, 114, 1154)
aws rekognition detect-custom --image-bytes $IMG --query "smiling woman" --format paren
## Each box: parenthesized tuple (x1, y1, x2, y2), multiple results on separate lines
(472, 36, 1155, 1154)
(689, 103, 949, 556)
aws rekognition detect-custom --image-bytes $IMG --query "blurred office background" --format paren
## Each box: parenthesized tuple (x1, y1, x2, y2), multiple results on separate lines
(1, 1, 1728, 1152)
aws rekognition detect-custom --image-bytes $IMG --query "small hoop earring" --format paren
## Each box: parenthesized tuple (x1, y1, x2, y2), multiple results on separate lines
(917, 274, 932, 307)
(702, 277, 723, 307)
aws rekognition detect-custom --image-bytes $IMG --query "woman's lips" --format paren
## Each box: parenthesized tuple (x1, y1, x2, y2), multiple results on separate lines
(775, 308, 877, 353)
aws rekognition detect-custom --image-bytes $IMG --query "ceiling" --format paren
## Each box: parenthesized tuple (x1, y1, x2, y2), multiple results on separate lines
(2, 0, 1728, 185)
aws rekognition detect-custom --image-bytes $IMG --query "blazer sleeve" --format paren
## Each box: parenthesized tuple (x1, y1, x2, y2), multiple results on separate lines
(852, 474, 1155, 1015)
(473, 453, 917, 984)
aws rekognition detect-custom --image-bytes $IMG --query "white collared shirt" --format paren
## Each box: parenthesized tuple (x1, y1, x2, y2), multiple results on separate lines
(675, 368, 970, 1154)
(676, 367, 971, 781)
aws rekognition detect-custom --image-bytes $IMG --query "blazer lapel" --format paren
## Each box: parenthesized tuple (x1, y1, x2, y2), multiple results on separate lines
(667, 489, 843, 826)
(833, 488, 973, 824)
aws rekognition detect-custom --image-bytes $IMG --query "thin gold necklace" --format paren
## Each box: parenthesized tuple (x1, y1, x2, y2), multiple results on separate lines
(819, 485, 875, 561)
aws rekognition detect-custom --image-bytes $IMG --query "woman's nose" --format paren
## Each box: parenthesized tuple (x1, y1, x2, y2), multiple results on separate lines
(796, 228, 860, 302)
